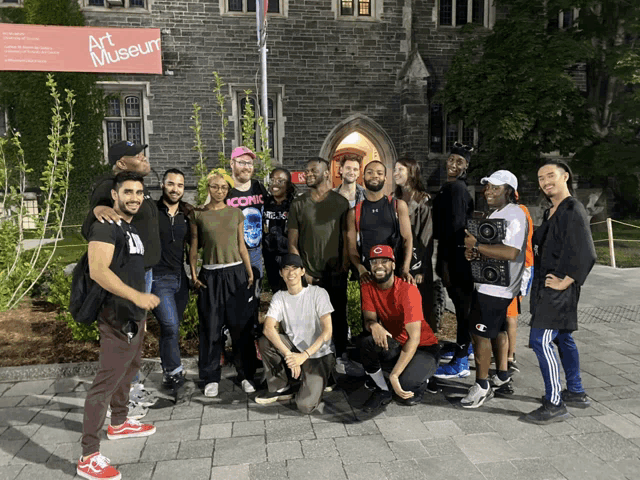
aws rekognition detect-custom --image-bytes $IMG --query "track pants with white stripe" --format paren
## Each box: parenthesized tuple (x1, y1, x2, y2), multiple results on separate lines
(529, 328, 585, 406)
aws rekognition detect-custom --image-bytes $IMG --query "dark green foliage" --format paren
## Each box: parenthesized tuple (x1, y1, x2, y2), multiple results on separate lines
(347, 280, 362, 338)
(0, 0, 107, 226)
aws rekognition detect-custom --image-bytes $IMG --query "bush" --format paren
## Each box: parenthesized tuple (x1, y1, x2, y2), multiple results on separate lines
(347, 280, 362, 338)
(180, 293, 199, 339)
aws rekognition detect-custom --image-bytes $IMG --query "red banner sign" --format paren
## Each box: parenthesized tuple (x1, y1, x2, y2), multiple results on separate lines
(291, 171, 306, 185)
(0, 24, 162, 74)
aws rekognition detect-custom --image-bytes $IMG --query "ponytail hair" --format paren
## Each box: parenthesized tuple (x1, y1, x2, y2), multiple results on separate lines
(539, 159, 575, 195)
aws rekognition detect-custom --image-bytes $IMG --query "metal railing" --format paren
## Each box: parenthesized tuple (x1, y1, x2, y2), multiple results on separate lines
(591, 218, 640, 268)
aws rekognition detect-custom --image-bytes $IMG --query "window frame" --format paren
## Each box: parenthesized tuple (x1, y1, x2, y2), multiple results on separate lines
(437, 0, 494, 28)
(335, 0, 381, 21)
(97, 81, 153, 164)
(229, 84, 285, 164)
(0, 0, 23, 7)
(80, 0, 150, 13)
(429, 103, 479, 156)
(220, 0, 287, 17)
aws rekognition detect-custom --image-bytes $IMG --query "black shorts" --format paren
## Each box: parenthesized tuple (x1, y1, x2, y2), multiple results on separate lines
(470, 291, 512, 339)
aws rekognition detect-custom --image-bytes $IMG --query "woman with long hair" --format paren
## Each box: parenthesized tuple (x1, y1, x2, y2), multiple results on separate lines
(263, 167, 296, 293)
(432, 143, 475, 379)
(189, 169, 255, 398)
(393, 157, 436, 333)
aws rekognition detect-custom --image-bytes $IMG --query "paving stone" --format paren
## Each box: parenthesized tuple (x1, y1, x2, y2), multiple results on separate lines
(210, 464, 250, 480)
(287, 457, 347, 480)
(550, 453, 627, 480)
(201, 403, 248, 423)
(343, 462, 387, 480)
(43, 378, 82, 395)
(344, 419, 380, 436)
(213, 435, 266, 466)
(146, 418, 200, 444)
(594, 413, 640, 438)
(0, 439, 27, 466)
(388, 439, 428, 460)
(16, 395, 53, 408)
(170, 404, 203, 420)
(420, 437, 464, 457)
(117, 461, 155, 480)
(0, 465, 24, 480)
(140, 442, 179, 462)
(586, 387, 619, 402)
(0, 424, 40, 441)
(581, 361, 625, 376)
(416, 455, 485, 479)
(301, 438, 338, 458)
(0, 407, 38, 427)
(0, 383, 14, 396)
(265, 417, 314, 443)
(0, 396, 25, 408)
(622, 412, 640, 427)
(100, 437, 146, 464)
(380, 459, 425, 480)
(610, 457, 640, 479)
(539, 418, 579, 436)
(484, 415, 548, 441)
(566, 416, 612, 434)
(29, 421, 82, 445)
(508, 435, 589, 459)
(607, 386, 640, 400)
(453, 432, 520, 464)
(9, 440, 54, 465)
(451, 417, 496, 435)
(334, 434, 395, 465)
(312, 421, 347, 438)
(615, 363, 640, 375)
(46, 392, 86, 410)
(143, 406, 174, 422)
(152, 458, 211, 480)
(29, 408, 67, 425)
(176, 439, 214, 459)
(374, 415, 431, 441)
(2, 381, 53, 397)
(233, 420, 265, 437)
(422, 419, 464, 437)
(266, 440, 303, 462)
(602, 374, 634, 387)
(14, 462, 76, 479)
(248, 405, 281, 421)
(591, 351, 636, 365)
(199, 422, 232, 439)
(573, 431, 640, 461)
(249, 460, 287, 480)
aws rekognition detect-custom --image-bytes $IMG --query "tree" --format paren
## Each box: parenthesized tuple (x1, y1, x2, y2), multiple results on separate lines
(0, 0, 106, 226)
(439, 0, 640, 214)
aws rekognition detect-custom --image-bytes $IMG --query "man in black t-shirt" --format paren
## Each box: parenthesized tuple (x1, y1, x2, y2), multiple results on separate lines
(78, 172, 160, 480)
(225, 146, 269, 393)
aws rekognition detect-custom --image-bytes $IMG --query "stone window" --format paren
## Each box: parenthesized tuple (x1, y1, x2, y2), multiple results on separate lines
(97, 82, 152, 162)
(82, 0, 148, 10)
(548, 8, 579, 29)
(336, 0, 379, 20)
(430, 103, 478, 154)
(230, 86, 284, 163)
(0, 0, 23, 7)
(438, 0, 494, 28)
(223, 0, 285, 15)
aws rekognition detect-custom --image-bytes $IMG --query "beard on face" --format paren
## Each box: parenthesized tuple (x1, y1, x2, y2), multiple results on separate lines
(373, 270, 393, 284)
(162, 188, 183, 205)
(117, 198, 139, 217)
(364, 178, 385, 192)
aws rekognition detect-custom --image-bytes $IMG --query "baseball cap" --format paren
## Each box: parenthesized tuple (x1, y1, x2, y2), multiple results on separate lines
(481, 170, 518, 191)
(108, 140, 147, 165)
(369, 245, 395, 262)
(231, 146, 256, 161)
(279, 253, 304, 269)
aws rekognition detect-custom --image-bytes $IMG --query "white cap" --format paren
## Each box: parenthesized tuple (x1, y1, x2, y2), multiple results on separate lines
(481, 170, 518, 191)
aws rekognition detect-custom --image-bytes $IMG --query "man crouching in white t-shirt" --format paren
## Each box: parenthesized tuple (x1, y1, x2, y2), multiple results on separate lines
(256, 253, 336, 413)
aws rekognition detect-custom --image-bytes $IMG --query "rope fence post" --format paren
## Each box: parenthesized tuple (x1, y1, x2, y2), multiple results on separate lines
(607, 217, 616, 268)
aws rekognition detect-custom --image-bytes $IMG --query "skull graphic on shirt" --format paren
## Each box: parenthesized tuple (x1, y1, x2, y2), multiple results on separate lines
(243, 207, 262, 248)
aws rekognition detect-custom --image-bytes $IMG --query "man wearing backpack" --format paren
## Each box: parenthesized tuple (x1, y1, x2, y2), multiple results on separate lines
(78, 172, 160, 480)
(346, 160, 414, 285)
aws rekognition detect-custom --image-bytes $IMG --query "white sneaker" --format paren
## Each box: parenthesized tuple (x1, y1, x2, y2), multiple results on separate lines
(129, 383, 157, 407)
(204, 382, 219, 397)
(106, 402, 148, 420)
(460, 383, 494, 409)
(241, 380, 256, 393)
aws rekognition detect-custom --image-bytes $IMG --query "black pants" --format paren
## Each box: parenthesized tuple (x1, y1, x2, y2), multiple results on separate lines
(317, 271, 349, 357)
(264, 252, 284, 294)
(197, 264, 254, 384)
(358, 335, 439, 395)
(446, 280, 474, 357)
(418, 279, 436, 334)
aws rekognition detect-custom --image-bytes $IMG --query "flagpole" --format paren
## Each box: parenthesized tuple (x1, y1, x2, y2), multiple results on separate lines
(257, 1, 269, 152)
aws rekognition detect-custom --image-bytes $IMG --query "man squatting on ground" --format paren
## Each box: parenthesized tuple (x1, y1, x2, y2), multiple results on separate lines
(77, 172, 160, 480)
(359, 245, 439, 412)
(523, 160, 597, 424)
(256, 253, 335, 413)
(460, 170, 528, 408)
(81, 141, 160, 414)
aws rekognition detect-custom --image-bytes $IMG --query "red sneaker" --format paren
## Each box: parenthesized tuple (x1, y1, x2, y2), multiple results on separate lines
(107, 418, 156, 440)
(77, 453, 121, 480)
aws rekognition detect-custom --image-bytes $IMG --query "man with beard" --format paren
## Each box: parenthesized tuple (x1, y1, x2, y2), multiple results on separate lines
(346, 160, 414, 284)
(358, 245, 439, 412)
(81, 140, 160, 415)
(333, 156, 365, 208)
(225, 146, 268, 393)
(153, 168, 192, 403)
(78, 172, 159, 480)
(288, 158, 350, 359)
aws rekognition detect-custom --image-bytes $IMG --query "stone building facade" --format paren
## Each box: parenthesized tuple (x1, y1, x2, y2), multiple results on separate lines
(76, 0, 496, 194)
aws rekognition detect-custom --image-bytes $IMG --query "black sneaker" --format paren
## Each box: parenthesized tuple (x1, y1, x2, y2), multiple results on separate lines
(255, 387, 294, 405)
(167, 371, 187, 404)
(426, 378, 440, 394)
(399, 391, 423, 406)
(561, 389, 591, 408)
(362, 389, 393, 413)
(523, 399, 569, 425)
(490, 375, 514, 396)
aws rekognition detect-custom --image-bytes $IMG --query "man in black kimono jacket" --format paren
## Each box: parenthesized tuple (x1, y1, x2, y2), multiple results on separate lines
(524, 161, 596, 425)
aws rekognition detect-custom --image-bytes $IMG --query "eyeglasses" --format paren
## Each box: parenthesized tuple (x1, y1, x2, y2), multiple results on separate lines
(271, 178, 287, 185)
(234, 160, 254, 167)
(208, 185, 229, 191)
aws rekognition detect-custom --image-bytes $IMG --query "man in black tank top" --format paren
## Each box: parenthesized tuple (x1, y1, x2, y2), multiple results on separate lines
(347, 161, 415, 285)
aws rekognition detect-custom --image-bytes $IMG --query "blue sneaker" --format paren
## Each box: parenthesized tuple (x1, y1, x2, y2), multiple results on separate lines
(468, 344, 474, 361)
(434, 356, 471, 379)
(441, 344, 473, 362)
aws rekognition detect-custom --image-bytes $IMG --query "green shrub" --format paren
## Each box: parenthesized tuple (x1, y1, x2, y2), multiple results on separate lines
(347, 280, 362, 338)
(180, 293, 199, 340)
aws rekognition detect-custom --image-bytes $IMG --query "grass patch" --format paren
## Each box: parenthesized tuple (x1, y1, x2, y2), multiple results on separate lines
(43, 231, 87, 266)
(592, 218, 640, 268)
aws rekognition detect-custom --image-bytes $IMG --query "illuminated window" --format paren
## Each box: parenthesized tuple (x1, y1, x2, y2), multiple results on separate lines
(225, 0, 282, 14)
(83, 0, 148, 9)
(338, 0, 377, 19)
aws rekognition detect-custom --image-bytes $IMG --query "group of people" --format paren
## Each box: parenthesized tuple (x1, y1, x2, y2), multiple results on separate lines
(76, 140, 596, 480)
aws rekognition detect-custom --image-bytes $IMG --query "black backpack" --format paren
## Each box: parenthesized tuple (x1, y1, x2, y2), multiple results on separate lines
(69, 225, 129, 325)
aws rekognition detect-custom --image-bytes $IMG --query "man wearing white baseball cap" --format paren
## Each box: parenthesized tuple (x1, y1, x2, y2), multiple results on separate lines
(459, 170, 528, 408)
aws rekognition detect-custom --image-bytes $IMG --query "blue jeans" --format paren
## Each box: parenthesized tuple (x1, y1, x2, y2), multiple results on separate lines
(151, 272, 186, 375)
(530, 328, 585, 406)
(132, 269, 154, 386)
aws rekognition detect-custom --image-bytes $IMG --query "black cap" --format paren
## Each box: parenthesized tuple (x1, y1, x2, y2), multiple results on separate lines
(279, 253, 304, 269)
(108, 141, 148, 165)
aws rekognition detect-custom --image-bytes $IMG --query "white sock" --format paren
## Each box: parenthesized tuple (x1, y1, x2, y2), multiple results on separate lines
(369, 369, 389, 391)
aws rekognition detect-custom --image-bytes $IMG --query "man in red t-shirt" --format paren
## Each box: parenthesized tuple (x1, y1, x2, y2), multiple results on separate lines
(358, 245, 439, 412)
